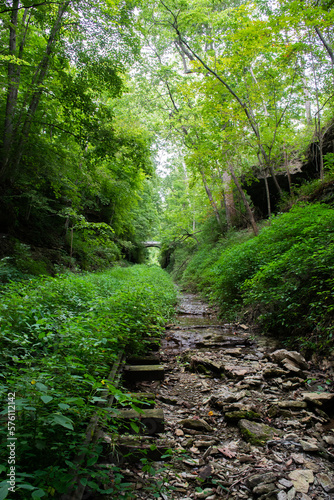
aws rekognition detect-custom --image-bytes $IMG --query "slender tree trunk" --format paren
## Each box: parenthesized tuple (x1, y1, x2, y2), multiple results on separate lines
(257, 153, 272, 218)
(314, 26, 334, 67)
(1, 0, 20, 180)
(200, 168, 224, 232)
(283, 143, 292, 194)
(302, 78, 312, 125)
(228, 161, 259, 236)
(217, 164, 236, 227)
(173, 30, 283, 196)
(264, 176, 271, 219)
(309, 32, 324, 180)
(7, 0, 71, 179)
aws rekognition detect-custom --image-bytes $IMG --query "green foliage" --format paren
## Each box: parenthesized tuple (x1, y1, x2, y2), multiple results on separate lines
(0, 265, 177, 498)
(171, 203, 334, 353)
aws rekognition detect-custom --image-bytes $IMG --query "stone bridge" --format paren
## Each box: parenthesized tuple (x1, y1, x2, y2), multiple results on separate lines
(142, 241, 161, 248)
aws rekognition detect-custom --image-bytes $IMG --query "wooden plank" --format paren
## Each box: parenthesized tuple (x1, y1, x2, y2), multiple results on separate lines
(123, 364, 165, 381)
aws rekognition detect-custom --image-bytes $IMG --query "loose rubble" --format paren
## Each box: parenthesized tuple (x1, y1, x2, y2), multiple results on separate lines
(103, 293, 334, 499)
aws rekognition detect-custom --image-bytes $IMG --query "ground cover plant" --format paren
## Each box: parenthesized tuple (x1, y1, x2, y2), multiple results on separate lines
(0, 265, 177, 498)
(177, 203, 334, 353)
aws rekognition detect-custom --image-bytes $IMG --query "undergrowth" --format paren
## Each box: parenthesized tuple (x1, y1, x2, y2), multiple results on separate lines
(0, 265, 177, 499)
(174, 203, 334, 354)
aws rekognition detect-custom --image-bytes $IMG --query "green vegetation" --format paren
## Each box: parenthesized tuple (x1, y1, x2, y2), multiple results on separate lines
(0, 265, 176, 498)
(170, 201, 334, 354)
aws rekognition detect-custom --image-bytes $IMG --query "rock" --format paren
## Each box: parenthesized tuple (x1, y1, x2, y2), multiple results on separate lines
(239, 419, 283, 446)
(316, 472, 334, 493)
(288, 470, 314, 494)
(300, 439, 319, 452)
(160, 395, 178, 405)
(223, 348, 242, 356)
(271, 349, 308, 369)
(287, 487, 296, 500)
(278, 478, 293, 488)
(263, 365, 288, 378)
(301, 391, 334, 408)
(180, 418, 213, 432)
(246, 472, 278, 489)
(223, 365, 252, 379)
(212, 390, 248, 407)
(225, 410, 261, 421)
(282, 358, 303, 374)
(175, 429, 184, 436)
(277, 492, 288, 500)
(323, 434, 334, 445)
(190, 356, 222, 374)
(253, 482, 277, 495)
(195, 488, 214, 498)
(291, 453, 305, 464)
(278, 400, 307, 409)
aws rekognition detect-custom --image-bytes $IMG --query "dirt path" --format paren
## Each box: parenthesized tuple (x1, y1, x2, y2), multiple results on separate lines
(111, 293, 334, 499)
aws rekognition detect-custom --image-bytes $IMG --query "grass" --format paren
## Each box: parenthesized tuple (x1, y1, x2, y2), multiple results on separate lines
(0, 265, 177, 499)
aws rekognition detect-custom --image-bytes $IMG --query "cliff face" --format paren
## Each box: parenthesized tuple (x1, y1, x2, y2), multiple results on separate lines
(244, 124, 334, 217)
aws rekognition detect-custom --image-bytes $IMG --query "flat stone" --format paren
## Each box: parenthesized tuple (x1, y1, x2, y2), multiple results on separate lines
(282, 358, 303, 374)
(180, 418, 213, 432)
(123, 364, 165, 382)
(263, 365, 288, 378)
(223, 348, 242, 356)
(239, 419, 283, 446)
(278, 478, 293, 488)
(271, 350, 308, 369)
(316, 472, 334, 493)
(278, 401, 307, 409)
(277, 492, 288, 500)
(300, 439, 319, 452)
(253, 482, 277, 495)
(246, 472, 278, 489)
(159, 395, 178, 405)
(323, 435, 334, 445)
(190, 356, 222, 373)
(225, 410, 261, 422)
(288, 470, 314, 494)
(212, 390, 248, 407)
(224, 365, 252, 379)
(112, 408, 164, 434)
(301, 391, 334, 408)
(287, 487, 296, 500)
(195, 488, 214, 499)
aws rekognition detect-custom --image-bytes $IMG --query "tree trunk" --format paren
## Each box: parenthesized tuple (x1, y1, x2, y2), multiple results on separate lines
(217, 165, 236, 227)
(228, 161, 259, 236)
(3, 0, 71, 181)
(200, 168, 224, 232)
(1, 0, 20, 181)
(264, 176, 271, 219)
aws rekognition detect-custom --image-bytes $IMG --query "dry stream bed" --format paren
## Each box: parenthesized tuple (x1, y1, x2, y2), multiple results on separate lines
(101, 293, 334, 500)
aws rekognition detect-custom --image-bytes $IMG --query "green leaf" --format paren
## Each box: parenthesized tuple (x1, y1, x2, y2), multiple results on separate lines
(35, 382, 48, 392)
(31, 489, 45, 498)
(130, 421, 140, 433)
(51, 414, 74, 430)
(0, 485, 8, 500)
(40, 395, 53, 404)
(58, 403, 70, 410)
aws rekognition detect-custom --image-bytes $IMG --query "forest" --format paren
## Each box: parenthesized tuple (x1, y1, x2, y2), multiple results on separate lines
(0, 0, 334, 497)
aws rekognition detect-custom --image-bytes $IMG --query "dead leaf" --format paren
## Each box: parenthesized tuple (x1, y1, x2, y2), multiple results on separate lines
(217, 446, 236, 458)
(197, 465, 213, 480)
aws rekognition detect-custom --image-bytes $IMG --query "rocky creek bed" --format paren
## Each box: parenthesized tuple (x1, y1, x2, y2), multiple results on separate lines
(103, 293, 334, 500)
